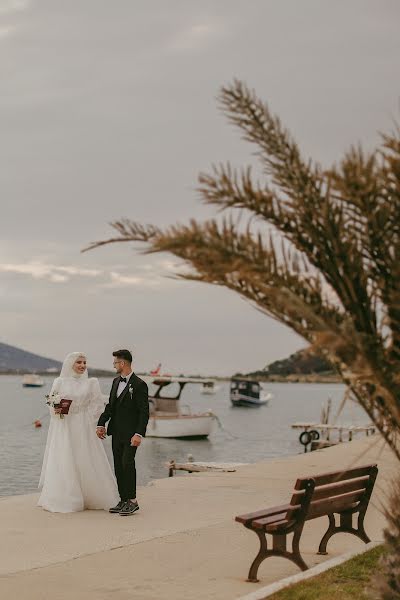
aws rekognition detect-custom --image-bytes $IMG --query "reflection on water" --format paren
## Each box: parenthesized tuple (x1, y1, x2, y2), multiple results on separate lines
(0, 376, 370, 496)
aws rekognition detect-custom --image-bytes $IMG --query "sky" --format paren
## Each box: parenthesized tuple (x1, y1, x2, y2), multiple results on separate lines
(0, 0, 399, 374)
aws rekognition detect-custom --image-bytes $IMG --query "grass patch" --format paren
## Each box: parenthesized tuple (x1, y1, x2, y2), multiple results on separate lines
(266, 545, 386, 600)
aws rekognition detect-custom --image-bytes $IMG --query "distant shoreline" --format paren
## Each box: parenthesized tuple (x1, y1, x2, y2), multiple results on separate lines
(0, 371, 342, 383)
(0, 370, 115, 378)
(249, 374, 342, 384)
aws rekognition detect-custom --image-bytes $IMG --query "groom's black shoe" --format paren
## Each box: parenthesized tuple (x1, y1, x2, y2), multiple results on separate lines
(119, 500, 139, 516)
(109, 500, 125, 514)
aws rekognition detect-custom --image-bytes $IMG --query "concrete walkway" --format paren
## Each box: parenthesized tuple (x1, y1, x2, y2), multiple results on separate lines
(0, 435, 396, 599)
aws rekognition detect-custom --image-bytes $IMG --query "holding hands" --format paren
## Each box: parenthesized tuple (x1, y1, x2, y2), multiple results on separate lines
(96, 426, 107, 439)
(96, 427, 141, 446)
(131, 434, 142, 447)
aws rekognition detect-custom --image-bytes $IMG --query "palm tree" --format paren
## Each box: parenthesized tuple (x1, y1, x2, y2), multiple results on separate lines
(85, 78, 400, 597)
(85, 79, 400, 462)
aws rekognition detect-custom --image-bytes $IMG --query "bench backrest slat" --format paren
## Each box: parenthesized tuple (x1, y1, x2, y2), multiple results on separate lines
(307, 489, 365, 519)
(293, 464, 375, 490)
(290, 475, 369, 505)
(285, 464, 377, 523)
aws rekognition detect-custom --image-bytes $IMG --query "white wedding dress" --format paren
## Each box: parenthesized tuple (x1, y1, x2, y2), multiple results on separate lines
(38, 354, 119, 513)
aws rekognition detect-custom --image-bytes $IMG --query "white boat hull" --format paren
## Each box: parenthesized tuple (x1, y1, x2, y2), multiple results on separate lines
(23, 383, 44, 388)
(147, 414, 214, 439)
(231, 392, 272, 407)
(22, 374, 44, 388)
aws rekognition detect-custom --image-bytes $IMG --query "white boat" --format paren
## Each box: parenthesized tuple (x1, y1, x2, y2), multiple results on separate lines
(230, 378, 272, 407)
(147, 377, 215, 439)
(201, 381, 219, 395)
(22, 374, 45, 388)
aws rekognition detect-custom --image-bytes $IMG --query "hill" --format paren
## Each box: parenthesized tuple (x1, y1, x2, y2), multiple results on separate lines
(240, 348, 338, 382)
(0, 341, 62, 373)
(0, 342, 113, 376)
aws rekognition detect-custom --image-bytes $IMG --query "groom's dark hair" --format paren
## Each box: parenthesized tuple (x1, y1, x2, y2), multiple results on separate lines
(113, 349, 132, 363)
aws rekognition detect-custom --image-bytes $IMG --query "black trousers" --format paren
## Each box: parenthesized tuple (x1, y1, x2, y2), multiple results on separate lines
(112, 437, 137, 501)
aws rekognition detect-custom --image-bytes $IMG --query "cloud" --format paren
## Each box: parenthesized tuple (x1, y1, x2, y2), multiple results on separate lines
(0, 25, 16, 38)
(104, 272, 159, 288)
(0, 0, 30, 16)
(0, 0, 30, 42)
(55, 266, 102, 277)
(136, 258, 187, 275)
(169, 22, 226, 52)
(0, 260, 172, 288)
(0, 262, 101, 283)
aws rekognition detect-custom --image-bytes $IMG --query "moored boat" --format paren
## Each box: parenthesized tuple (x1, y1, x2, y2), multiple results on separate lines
(22, 374, 45, 388)
(230, 378, 272, 407)
(147, 377, 215, 439)
(201, 381, 218, 395)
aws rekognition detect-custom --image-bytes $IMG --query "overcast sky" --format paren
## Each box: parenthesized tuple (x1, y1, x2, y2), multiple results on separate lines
(0, 0, 399, 374)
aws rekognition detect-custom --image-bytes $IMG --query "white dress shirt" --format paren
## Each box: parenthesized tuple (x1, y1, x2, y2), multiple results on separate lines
(117, 370, 133, 397)
(117, 371, 142, 439)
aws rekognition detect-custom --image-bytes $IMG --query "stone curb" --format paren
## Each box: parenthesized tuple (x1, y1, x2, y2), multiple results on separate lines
(236, 541, 381, 600)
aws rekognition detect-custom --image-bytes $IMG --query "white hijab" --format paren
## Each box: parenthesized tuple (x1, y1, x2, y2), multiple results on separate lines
(59, 352, 88, 379)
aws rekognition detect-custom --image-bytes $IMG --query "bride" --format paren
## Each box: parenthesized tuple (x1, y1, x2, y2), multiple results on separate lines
(38, 352, 119, 512)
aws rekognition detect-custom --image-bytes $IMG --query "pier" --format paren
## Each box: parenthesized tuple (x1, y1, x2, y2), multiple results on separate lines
(167, 459, 248, 476)
(291, 422, 376, 452)
(0, 435, 395, 599)
(291, 422, 376, 440)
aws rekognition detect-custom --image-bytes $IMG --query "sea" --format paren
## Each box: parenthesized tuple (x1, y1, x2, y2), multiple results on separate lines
(0, 376, 371, 497)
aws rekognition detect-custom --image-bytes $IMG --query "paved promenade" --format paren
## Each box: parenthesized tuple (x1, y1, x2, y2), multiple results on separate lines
(0, 435, 396, 599)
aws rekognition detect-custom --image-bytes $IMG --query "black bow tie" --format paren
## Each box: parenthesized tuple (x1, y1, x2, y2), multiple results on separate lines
(120, 377, 127, 383)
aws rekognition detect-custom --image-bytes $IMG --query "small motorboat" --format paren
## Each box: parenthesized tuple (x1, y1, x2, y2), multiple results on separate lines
(22, 374, 45, 388)
(201, 381, 218, 395)
(147, 377, 215, 439)
(230, 378, 272, 407)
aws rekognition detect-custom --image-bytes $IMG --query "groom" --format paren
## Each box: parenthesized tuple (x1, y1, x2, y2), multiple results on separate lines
(96, 349, 149, 516)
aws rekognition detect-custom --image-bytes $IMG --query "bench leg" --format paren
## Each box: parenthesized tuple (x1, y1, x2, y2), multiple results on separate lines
(292, 529, 309, 571)
(247, 530, 268, 582)
(318, 512, 370, 555)
(318, 514, 336, 555)
(355, 513, 371, 544)
(246, 529, 309, 582)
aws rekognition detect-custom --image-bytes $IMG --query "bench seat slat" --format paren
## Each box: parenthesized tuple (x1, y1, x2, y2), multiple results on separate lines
(253, 516, 293, 532)
(235, 504, 292, 525)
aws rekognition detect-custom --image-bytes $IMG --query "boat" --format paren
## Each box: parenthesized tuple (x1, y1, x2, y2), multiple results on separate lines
(22, 374, 45, 388)
(201, 381, 219, 395)
(230, 378, 272, 407)
(149, 363, 171, 378)
(147, 377, 215, 439)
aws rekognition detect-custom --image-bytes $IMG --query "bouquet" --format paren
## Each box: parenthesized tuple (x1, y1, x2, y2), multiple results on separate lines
(46, 393, 72, 419)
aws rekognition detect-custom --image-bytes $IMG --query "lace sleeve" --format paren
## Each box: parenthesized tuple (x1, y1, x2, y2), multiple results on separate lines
(89, 378, 106, 424)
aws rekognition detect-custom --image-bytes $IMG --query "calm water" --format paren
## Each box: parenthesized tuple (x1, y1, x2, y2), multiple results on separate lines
(0, 376, 370, 497)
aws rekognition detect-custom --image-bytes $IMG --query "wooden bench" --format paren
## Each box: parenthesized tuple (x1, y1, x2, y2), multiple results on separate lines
(235, 463, 378, 582)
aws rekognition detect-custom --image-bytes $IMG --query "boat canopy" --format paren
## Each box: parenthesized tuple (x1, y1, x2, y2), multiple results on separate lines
(230, 379, 261, 399)
(150, 377, 216, 401)
(149, 376, 215, 415)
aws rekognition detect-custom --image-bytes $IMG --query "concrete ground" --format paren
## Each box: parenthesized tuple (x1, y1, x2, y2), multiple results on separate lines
(0, 435, 396, 600)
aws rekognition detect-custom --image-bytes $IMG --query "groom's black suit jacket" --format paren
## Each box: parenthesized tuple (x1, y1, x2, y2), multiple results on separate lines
(97, 373, 149, 442)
